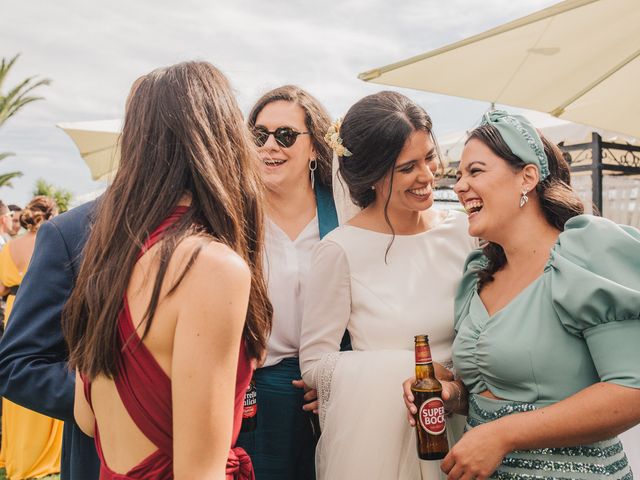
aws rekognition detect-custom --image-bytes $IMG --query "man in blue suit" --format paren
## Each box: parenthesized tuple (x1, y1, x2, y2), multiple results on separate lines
(0, 199, 100, 480)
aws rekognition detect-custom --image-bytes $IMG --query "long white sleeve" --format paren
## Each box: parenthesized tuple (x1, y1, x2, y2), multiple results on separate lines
(296, 212, 474, 478)
(299, 239, 351, 389)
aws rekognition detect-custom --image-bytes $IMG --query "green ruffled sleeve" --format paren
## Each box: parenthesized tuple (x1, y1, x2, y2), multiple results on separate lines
(549, 215, 640, 388)
(454, 248, 486, 333)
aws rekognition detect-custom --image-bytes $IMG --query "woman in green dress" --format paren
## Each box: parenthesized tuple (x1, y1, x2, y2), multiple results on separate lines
(404, 111, 640, 479)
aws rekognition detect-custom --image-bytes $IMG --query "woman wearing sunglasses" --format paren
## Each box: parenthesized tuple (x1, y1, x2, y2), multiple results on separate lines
(236, 85, 340, 480)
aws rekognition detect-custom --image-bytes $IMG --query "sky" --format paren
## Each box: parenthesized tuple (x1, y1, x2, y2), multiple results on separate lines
(1, 0, 559, 207)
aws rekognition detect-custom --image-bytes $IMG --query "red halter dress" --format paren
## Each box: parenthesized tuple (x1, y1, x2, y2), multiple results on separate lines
(82, 207, 254, 479)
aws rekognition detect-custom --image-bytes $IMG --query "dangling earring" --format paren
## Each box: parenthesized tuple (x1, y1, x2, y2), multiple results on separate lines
(519, 189, 529, 208)
(309, 158, 317, 190)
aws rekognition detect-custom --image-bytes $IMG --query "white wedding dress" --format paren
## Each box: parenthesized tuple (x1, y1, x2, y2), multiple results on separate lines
(300, 210, 476, 480)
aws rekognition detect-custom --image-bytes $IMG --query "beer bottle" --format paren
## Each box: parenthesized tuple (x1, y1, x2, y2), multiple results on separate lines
(411, 334, 449, 460)
(241, 375, 257, 433)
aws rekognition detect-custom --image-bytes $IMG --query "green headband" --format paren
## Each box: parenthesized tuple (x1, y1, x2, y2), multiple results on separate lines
(481, 110, 549, 181)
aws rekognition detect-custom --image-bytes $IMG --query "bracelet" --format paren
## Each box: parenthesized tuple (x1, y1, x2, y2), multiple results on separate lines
(449, 381, 463, 412)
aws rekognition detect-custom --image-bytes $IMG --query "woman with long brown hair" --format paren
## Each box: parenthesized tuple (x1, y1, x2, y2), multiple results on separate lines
(63, 61, 272, 480)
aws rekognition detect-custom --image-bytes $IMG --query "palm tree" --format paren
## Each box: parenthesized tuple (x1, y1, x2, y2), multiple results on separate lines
(0, 152, 21, 187)
(33, 178, 73, 213)
(0, 54, 50, 188)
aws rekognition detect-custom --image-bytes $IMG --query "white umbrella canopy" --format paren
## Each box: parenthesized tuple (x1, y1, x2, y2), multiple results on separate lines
(359, 0, 640, 138)
(438, 118, 639, 165)
(57, 119, 121, 182)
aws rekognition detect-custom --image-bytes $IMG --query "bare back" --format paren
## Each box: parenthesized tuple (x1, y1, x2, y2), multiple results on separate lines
(7, 232, 37, 274)
(77, 238, 192, 472)
(74, 232, 251, 478)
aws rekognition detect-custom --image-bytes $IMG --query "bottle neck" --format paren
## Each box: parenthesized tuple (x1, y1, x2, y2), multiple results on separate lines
(415, 362, 435, 380)
(414, 341, 434, 379)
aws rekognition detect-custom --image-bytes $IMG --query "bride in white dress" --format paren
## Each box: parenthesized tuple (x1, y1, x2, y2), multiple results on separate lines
(299, 91, 476, 479)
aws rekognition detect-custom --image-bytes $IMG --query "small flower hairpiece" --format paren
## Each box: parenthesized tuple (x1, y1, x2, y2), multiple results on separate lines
(325, 118, 352, 157)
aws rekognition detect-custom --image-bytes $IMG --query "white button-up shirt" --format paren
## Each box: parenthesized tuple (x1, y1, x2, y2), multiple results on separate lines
(263, 216, 320, 367)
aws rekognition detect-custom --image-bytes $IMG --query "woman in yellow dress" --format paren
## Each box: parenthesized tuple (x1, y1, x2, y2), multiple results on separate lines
(0, 196, 62, 480)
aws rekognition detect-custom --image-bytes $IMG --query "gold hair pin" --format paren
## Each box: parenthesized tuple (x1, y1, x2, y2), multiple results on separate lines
(324, 118, 352, 157)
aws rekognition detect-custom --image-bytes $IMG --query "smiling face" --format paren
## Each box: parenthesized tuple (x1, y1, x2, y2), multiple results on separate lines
(454, 138, 527, 240)
(254, 100, 315, 193)
(375, 130, 437, 215)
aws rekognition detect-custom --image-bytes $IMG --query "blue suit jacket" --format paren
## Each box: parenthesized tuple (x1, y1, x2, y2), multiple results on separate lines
(0, 199, 100, 480)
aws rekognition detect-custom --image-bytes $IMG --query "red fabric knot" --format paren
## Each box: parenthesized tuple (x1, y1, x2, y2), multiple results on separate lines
(226, 447, 255, 480)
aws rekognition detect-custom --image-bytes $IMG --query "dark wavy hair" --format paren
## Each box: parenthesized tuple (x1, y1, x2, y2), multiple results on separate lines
(338, 91, 435, 210)
(63, 61, 273, 378)
(336, 91, 437, 260)
(247, 85, 332, 189)
(467, 124, 585, 289)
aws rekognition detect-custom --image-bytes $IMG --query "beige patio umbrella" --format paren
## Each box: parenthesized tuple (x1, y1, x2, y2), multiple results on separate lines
(358, 0, 640, 139)
(57, 119, 121, 182)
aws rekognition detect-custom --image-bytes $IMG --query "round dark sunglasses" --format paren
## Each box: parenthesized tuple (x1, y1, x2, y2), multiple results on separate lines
(252, 126, 310, 148)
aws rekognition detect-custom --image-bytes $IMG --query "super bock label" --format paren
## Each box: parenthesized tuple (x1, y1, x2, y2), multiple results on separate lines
(419, 397, 446, 435)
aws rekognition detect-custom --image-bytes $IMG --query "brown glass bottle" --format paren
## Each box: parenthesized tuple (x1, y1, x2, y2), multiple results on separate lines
(411, 335, 449, 460)
(241, 376, 257, 433)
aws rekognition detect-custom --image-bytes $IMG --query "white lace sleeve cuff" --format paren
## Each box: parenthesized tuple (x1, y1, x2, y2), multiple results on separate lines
(316, 351, 340, 429)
